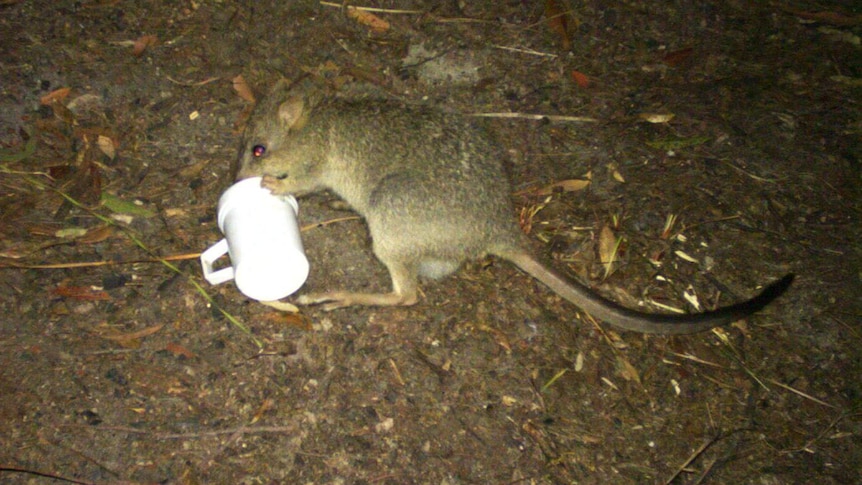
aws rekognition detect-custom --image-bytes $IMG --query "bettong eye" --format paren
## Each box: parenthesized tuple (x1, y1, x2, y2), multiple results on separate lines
(252, 144, 266, 157)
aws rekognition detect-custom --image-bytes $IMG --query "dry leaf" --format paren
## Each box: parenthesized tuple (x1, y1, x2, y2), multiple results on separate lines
(101, 324, 165, 348)
(51, 285, 111, 301)
(682, 285, 702, 311)
(232, 74, 256, 103)
(784, 8, 862, 26)
(598, 225, 619, 278)
(545, 0, 572, 50)
(674, 249, 699, 264)
(258, 310, 312, 330)
(67, 93, 103, 112)
(638, 112, 675, 123)
(477, 323, 512, 353)
(346, 6, 390, 33)
(571, 69, 590, 88)
(96, 135, 116, 159)
(40, 87, 72, 105)
(78, 225, 113, 244)
(250, 398, 275, 424)
(663, 47, 694, 66)
(165, 342, 195, 359)
(616, 354, 641, 384)
(54, 227, 87, 239)
(132, 35, 158, 56)
(532, 178, 591, 196)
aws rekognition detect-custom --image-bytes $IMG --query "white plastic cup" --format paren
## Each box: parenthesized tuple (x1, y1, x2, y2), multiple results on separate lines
(200, 177, 309, 301)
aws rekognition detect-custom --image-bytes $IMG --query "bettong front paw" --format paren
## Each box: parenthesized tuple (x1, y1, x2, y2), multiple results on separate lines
(260, 174, 291, 195)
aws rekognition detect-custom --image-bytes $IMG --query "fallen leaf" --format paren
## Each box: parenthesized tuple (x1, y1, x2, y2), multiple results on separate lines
(178, 157, 212, 179)
(673, 249, 699, 264)
(67, 93, 103, 112)
(531, 177, 591, 196)
(250, 398, 275, 424)
(101, 192, 156, 218)
(598, 225, 620, 278)
(638, 112, 675, 123)
(78, 225, 113, 244)
(682, 285, 702, 311)
(101, 324, 165, 348)
(0, 129, 37, 162)
(165, 342, 195, 359)
(96, 135, 116, 159)
(346, 6, 390, 33)
(616, 354, 641, 384)
(571, 69, 590, 88)
(258, 311, 312, 330)
(232, 74, 256, 104)
(54, 227, 88, 239)
(783, 8, 862, 27)
(50, 100, 77, 125)
(40, 87, 72, 105)
(663, 47, 694, 66)
(132, 35, 158, 56)
(51, 285, 111, 301)
(545, 0, 572, 50)
(477, 323, 512, 353)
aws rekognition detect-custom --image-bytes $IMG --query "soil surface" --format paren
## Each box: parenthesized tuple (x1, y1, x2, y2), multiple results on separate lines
(1, 1, 860, 484)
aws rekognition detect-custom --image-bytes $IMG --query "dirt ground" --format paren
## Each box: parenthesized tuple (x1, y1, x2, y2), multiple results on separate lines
(1, 1, 860, 484)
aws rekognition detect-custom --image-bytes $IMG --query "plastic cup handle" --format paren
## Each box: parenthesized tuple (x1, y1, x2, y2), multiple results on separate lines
(200, 239, 235, 285)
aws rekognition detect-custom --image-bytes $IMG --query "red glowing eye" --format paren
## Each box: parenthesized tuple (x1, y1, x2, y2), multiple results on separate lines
(252, 145, 266, 157)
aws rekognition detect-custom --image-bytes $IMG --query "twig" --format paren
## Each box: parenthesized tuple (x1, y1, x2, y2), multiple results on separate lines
(491, 44, 558, 58)
(664, 434, 720, 484)
(319, 1, 423, 15)
(717, 158, 781, 183)
(0, 466, 96, 485)
(667, 351, 724, 368)
(691, 457, 718, 485)
(779, 411, 856, 454)
(165, 75, 222, 86)
(2, 216, 360, 270)
(766, 378, 837, 409)
(67, 424, 299, 440)
(469, 111, 598, 123)
(9, 172, 262, 348)
(712, 329, 770, 391)
(1, 252, 200, 269)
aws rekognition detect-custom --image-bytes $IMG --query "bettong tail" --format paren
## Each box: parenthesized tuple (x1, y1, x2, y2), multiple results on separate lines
(508, 252, 794, 335)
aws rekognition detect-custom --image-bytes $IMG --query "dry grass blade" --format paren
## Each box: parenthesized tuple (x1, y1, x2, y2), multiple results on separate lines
(469, 111, 598, 123)
(491, 44, 558, 58)
(664, 435, 720, 485)
(766, 378, 837, 408)
(540, 368, 568, 393)
(8, 172, 263, 349)
(2, 253, 201, 269)
(598, 224, 620, 279)
(712, 328, 769, 391)
(586, 313, 642, 386)
(668, 351, 723, 368)
(319, 1, 422, 15)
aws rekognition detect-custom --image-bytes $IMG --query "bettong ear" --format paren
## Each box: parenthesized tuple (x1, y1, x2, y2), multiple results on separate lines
(273, 74, 326, 130)
(277, 96, 307, 130)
